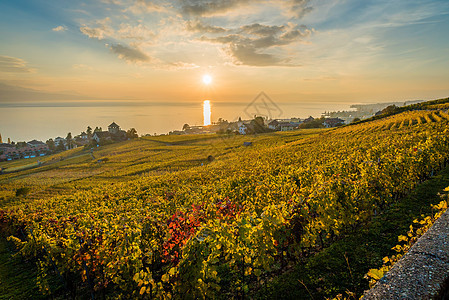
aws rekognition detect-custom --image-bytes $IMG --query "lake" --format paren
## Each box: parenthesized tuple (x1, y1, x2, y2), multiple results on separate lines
(0, 100, 353, 142)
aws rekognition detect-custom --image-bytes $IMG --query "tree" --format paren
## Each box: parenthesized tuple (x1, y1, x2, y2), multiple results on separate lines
(299, 117, 325, 129)
(382, 105, 398, 114)
(250, 116, 267, 133)
(182, 124, 190, 131)
(16, 187, 31, 197)
(46, 139, 56, 151)
(126, 128, 138, 139)
(375, 105, 398, 116)
(66, 133, 73, 149)
(56, 141, 66, 152)
(87, 126, 93, 138)
(94, 127, 102, 133)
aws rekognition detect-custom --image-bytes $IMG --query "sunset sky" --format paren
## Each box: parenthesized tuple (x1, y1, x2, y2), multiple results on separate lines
(1, 0, 448, 106)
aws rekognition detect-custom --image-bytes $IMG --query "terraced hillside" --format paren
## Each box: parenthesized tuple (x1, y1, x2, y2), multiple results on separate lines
(1, 98, 448, 299)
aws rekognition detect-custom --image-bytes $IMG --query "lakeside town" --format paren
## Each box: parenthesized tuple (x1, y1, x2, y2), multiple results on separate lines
(0, 122, 138, 161)
(0, 100, 423, 162)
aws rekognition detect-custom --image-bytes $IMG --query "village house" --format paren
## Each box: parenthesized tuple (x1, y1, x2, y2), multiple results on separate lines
(303, 116, 315, 123)
(74, 132, 90, 146)
(27, 140, 49, 152)
(268, 120, 279, 130)
(169, 130, 185, 135)
(323, 118, 345, 128)
(267, 118, 302, 131)
(184, 126, 204, 134)
(289, 118, 302, 127)
(278, 122, 296, 131)
(92, 131, 112, 143)
(0, 143, 14, 150)
(0, 143, 15, 161)
(108, 122, 120, 134)
(0, 140, 49, 161)
(92, 122, 127, 144)
(239, 124, 248, 135)
(79, 132, 89, 140)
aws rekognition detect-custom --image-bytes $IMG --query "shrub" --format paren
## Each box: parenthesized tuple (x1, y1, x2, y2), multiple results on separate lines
(16, 187, 31, 197)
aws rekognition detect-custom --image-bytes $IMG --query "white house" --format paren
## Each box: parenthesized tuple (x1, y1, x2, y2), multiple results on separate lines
(92, 131, 111, 143)
(268, 120, 279, 130)
(239, 124, 248, 135)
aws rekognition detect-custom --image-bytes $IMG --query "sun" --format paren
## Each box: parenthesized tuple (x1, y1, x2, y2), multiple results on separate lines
(202, 74, 212, 85)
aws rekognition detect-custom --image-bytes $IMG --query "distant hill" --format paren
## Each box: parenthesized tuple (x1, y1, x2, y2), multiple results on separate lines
(324, 98, 441, 123)
(349, 99, 425, 112)
(351, 96, 449, 125)
(0, 82, 91, 102)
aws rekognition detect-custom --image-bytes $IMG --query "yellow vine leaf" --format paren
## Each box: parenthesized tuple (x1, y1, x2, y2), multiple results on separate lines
(367, 269, 384, 280)
(398, 235, 408, 242)
(139, 286, 146, 295)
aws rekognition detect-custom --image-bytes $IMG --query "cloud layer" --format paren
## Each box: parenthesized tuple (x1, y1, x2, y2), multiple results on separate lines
(178, 0, 312, 18)
(0, 55, 35, 73)
(108, 43, 151, 63)
(78, 0, 314, 67)
(75, 0, 449, 71)
(199, 22, 312, 66)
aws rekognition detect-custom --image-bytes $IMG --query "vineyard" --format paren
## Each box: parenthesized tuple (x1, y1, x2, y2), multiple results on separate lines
(1, 98, 449, 299)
